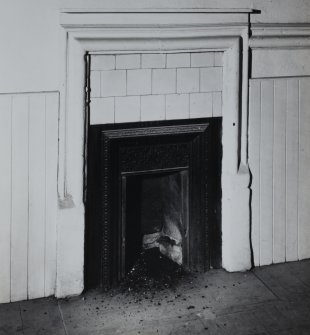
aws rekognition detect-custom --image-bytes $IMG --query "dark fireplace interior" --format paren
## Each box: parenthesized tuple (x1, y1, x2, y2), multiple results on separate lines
(124, 170, 188, 273)
(85, 118, 222, 290)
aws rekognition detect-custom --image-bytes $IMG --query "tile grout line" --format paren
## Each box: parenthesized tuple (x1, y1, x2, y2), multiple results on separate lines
(58, 301, 69, 335)
(259, 81, 262, 265)
(285, 79, 288, 262)
(214, 298, 280, 317)
(197, 314, 208, 330)
(252, 271, 281, 300)
(10, 95, 13, 302)
(27, 95, 30, 300)
(44, 95, 47, 297)
(19, 303, 25, 335)
(272, 80, 275, 263)
(297, 79, 300, 260)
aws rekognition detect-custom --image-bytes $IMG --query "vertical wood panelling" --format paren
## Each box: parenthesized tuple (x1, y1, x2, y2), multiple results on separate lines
(273, 80, 286, 263)
(44, 93, 58, 297)
(249, 80, 261, 266)
(28, 95, 46, 299)
(259, 80, 274, 266)
(298, 79, 310, 260)
(286, 80, 299, 261)
(0, 92, 58, 304)
(0, 96, 12, 303)
(11, 95, 29, 302)
(249, 77, 310, 266)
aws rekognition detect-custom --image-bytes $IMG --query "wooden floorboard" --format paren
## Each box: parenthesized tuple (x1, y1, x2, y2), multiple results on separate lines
(0, 301, 23, 335)
(19, 298, 66, 335)
(253, 261, 310, 301)
(0, 260, 309, 335)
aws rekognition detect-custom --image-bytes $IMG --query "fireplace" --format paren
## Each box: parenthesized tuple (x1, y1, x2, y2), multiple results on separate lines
(57, 10, 252, 297)
(85, 118, 222, 289)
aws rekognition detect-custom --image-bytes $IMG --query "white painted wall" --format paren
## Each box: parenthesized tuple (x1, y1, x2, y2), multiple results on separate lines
(0, 92, 59, 303)
(0, 0, 60, 93)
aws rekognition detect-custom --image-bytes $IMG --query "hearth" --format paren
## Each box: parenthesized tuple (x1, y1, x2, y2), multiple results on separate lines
(85, 118, 222, 289)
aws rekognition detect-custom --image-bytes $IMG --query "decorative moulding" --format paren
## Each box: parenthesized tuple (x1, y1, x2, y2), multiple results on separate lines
(59, 9, 252, 29)
(249, 24, 310, 78)
(60, 8, 254, 13)
(250, 23, 310, 38)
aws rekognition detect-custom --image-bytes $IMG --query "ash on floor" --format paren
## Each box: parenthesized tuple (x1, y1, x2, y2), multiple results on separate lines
(120, 248, 191, 294)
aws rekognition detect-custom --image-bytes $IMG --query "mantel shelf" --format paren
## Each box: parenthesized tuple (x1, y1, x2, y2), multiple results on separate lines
(60, 8, 255, 14)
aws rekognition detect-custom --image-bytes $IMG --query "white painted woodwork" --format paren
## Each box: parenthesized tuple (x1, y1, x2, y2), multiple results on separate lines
(249, 78, 310, 266)
(0, 92, 59, 303)
(273, 80, 286, 264)
(44, 94, 58, 297)
(11, 95, 29, 302)
(286, 80, 299, 261)
(60, 12, 249, 28)
(298, 79, 310, 260)
(0, 96, 12, 303)
(249, 80, 261, 266)
(28, 95, 46, 299)
(251, 49, 310, 79)
(259, 80, 274, 266)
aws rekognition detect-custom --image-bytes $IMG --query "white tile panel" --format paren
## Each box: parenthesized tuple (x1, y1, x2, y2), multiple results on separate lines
(141, 54, 166, 69)
(90, 98, 114, 125)
(127, 69, 151, 96)
(177, 68, 199, 94)
(141, 95, 165, 121)
(167, 53, 190, 68)
(116, 54, 140, 69)
(115, 96, 140, 123)
(189, 93, 212, 118)
(152, 69, 176, 95)
(101, 70, 126, 97)
(166, 94, 189, 120)
(191, 52, 214, 67)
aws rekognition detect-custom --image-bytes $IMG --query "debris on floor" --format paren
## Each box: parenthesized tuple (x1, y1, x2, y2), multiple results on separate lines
(120, 248, 191, 294)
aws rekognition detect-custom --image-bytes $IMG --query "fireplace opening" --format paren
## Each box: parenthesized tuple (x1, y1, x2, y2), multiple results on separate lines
(124, 170, 188, 275)
(85, 118, 222, 290)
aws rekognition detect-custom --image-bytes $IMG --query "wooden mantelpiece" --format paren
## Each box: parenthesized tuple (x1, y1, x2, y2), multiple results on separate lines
(56, 9, 252, 298)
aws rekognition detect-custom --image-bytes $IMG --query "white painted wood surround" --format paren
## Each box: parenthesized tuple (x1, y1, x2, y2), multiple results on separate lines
(1, 2, 310, 304)
(56, 9, 252, 298)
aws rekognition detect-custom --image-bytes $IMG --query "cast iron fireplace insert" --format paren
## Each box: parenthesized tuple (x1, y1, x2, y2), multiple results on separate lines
(85, 118, 222, 289)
